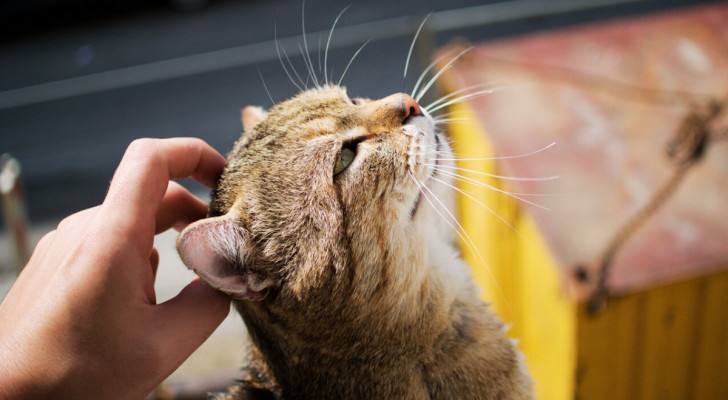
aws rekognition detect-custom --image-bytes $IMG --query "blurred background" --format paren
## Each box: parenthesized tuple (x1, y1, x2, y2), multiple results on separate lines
(0, 0, 722, 398)
(0, 0, 715, 226)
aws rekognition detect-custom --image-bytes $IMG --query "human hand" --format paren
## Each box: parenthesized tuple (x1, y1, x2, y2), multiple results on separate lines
(0, 138, 231, 400)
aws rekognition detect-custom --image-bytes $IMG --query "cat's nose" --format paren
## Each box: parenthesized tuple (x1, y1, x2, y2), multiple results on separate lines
(363, 93, 423, 124)
(400, 93, 422, 119)
(374, 93, 422, 122)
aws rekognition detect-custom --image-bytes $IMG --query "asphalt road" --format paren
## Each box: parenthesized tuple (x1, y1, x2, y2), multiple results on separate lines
(0, 0, 712, 224)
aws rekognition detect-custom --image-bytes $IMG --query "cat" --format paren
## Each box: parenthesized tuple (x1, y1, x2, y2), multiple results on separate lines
(176, 83, 534, 399)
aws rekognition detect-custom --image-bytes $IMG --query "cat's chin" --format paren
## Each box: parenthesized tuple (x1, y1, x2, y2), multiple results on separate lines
(405, 112, 435, 136)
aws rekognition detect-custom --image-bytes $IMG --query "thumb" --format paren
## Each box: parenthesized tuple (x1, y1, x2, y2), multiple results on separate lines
(153, 278, 231, 370)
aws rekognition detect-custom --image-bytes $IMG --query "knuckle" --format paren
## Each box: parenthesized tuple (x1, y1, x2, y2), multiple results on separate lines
(36, 230, 57, 248)
(189, 137, 206, 151)
(127, 138, 156, 155)
(55, 207, 95, 232)
(125, 138, 163, 170)
(56, 214, 77, 232)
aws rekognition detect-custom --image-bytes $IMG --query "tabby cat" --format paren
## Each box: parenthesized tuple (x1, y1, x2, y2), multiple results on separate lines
(177, 83, 533, 399)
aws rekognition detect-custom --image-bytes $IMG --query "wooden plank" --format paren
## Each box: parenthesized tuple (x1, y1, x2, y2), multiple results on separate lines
(576, 291, 644, 400)
(692, 269, 728, 399)
(576, 300, 614, 399)
(610, 294, 644, 400)
(637, 278, 701, 399)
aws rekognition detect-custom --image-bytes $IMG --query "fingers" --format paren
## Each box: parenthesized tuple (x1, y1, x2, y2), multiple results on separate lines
(153, 279, 230, 370)
(102, 138, 226, 249)
(155, 182, 209, 234)
(156, 138, 227, 188)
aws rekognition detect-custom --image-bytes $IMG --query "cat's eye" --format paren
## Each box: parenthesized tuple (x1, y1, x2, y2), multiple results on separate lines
(334, 146, 356, 175)
(350, 98, 362, 105)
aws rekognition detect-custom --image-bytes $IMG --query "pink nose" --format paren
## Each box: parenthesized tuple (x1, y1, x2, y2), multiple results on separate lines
(401, 93, 422, 119)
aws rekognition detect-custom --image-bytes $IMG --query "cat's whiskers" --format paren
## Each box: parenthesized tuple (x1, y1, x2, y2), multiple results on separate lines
(424, 83, 499, 113)
(424, 141, 561, 210)
(433, 117, 472, 125)
(411, 53, 449, 101)
(414, 47, 473, 103)
(256, 66, 276, 105)
(403, 14, 432, 93)
(431, 168, 551, 211)
(408, 169, 513, 318)
(302, 72, 313, 90)
(324, 6, 351, 87)
(432, 83, 533, 115)
(432, 112, 468, 121)
(298, 43, 320, 89)
(338, 39, 371, 86)
(426, 163, 561, 183)
(317, 33, 323, 77)
(277, 28, 313, 91)
(274, 24, 305, 92)
(300, 0, 321, 89)
(432, 142, 557, 162)
(430, 110, 465, 119)
(429, 175, 545, 253)
(425, 87, 509, 114)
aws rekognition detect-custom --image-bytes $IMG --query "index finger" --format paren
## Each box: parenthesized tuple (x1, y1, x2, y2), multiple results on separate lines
(102, 138, 226, 246)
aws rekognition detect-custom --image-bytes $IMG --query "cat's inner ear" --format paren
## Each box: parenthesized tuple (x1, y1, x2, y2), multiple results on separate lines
(241, 106, 268, 131)
(177, 213, 273, 300)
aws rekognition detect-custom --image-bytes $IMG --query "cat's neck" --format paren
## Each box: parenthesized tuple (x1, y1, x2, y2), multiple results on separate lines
(239, 255, 451, 352)
(235, 252, 523, 399)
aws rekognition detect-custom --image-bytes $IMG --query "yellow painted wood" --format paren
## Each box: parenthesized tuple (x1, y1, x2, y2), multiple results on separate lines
(448, 100, 516, 325)
(447, 101, 575, 400)
(517, 216, 576, 400)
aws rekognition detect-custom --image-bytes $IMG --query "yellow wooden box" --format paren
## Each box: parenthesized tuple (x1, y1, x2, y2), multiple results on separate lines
(439, 4, 728, 399)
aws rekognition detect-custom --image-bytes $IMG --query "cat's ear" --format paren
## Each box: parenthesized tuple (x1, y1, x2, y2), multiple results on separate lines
(241, 106, 267, 131)
(177, 213, 273, 300)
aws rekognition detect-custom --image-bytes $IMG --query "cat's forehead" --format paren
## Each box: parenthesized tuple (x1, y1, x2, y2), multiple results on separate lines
(294, 86, 349, 103)
(273, 86, 350, 116)
(255, 86, 354, 140)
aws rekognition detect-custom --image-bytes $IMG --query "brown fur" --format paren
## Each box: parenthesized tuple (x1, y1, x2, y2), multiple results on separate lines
(179, 86, 533, 399)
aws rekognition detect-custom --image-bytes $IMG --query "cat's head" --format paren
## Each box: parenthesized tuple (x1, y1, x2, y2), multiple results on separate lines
(177, 85, 455, 304)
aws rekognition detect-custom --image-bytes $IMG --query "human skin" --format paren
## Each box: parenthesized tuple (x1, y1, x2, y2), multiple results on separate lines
(0, 138, 231, 400)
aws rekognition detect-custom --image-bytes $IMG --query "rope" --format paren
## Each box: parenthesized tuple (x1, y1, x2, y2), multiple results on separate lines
(473, 56, 725, 313)
(587, 100, 721, 314)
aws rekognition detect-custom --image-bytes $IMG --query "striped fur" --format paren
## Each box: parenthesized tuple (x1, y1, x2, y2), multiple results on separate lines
(201, 85, 533, 399)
